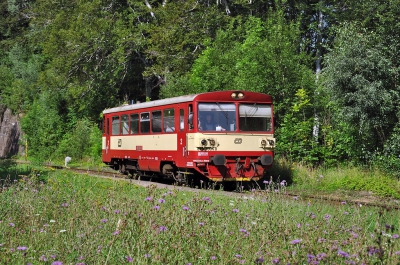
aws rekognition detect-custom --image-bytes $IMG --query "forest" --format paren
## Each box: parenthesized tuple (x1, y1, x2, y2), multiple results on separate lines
(0, 0, 399, 177)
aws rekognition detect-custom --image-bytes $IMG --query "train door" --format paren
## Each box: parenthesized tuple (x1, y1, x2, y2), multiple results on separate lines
(176, 107, 187, 168)
(102, 115, 111, 162)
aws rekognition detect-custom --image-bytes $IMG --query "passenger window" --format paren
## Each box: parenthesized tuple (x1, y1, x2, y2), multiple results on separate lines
(121, 115, 129, 135)
(152, 110, 162, 133)
(112, 116, 120, 135)
(140, 112, 150, 133)
(130, 113, 139, 134)
(180, 109, 184, 131)
(164, 108, 175, 132)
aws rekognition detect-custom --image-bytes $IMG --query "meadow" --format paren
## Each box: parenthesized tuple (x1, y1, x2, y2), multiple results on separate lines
(1, 164, 400, 265)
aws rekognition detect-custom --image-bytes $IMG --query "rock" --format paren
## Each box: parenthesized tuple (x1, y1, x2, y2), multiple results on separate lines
(0, 104, 23, 158)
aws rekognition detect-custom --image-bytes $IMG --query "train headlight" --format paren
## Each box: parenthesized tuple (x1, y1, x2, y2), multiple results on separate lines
(201, 139, 208, 146)
(268, 139, 275, 146)
(208, 139, 216, 146)
(260, 139, 267, 147)
(231, 92, 245, 99)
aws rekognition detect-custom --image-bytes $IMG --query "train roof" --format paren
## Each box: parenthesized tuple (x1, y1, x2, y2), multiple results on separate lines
(103, 90, 272, 114)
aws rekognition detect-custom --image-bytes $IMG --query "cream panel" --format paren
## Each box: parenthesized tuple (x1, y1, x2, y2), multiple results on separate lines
(102, 137, 106, 149)
(187, 133, 274, 152)
(110, 135, 177, 151)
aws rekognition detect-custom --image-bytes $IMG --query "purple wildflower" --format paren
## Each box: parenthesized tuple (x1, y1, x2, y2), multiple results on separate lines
(272, 258, 279, 264)
(145, 254, 151, 258)
(393, 234, 399, 239)
(211, 256, 217, 260)
(9, 223, 15, 227)
(199, 222, 204, 226)
(158, 199, 165, 203)
(182, 206, 189, 211)
(39, 255, 47, 261)
(290, 239, 301, 245)
(17, 246, 28, 251)
(263, 180, 269, 184)
(235, 254, 242, 258)
(255, 257, 265, 263)
(153, 205, 160, 210)
(52, 262, 63, 265)
(159, 226, 167, 232)
(61, 203, 69, 207)
(232, 209, 239, 213)
(100, 219, 108, 223)
(323, 214, 331, 220)
(145, 197, 152, 201)
(202, 197, 211, 201)
(114, 210, 120, 214)
(337, 250, 349, 258)
(126, 256, 133, 262)
(113, 230, 121, 235)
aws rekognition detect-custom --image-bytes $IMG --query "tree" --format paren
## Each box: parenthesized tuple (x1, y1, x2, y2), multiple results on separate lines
(322, 23, 399, 162)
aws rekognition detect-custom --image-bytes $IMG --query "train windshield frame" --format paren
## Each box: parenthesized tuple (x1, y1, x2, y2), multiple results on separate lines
(198, 103, 236, 131)
(239, 103, 272, 132)
(197, 102, 273, 132)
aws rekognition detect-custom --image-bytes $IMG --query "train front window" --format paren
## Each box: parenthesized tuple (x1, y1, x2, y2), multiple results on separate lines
(239, 104, 272, 132)
(198, 103, 236, 131)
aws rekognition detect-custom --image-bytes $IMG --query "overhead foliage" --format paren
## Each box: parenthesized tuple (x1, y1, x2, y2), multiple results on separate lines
(1, 0, 400, 172)
(164, 13, 315, 120)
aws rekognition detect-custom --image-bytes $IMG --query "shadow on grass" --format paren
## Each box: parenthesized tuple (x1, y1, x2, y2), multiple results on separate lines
(0, 159, 48, 187)
(254, 159, 294, 189)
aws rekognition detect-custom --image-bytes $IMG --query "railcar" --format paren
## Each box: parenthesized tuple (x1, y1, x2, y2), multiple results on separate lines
(102, 90, 275, 185)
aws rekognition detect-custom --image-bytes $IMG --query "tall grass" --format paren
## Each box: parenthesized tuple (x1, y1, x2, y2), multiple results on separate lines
(271, 159, 400, 199)
(1, 168, 400, 264)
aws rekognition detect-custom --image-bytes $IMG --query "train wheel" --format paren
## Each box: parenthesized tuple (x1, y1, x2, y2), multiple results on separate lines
(119, 163, 127, 174)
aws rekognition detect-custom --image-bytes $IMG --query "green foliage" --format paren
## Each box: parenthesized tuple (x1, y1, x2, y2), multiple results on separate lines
(276, 88, 316, 163)
(372, 127, 400, 179)
(0, 44, 44, 112)
(55, 118, 101, 161)
(165, 13, 315, 116)
(20, 92, 63, 162)
(292, 164, 400, 199)
(323, 23, 399, 162)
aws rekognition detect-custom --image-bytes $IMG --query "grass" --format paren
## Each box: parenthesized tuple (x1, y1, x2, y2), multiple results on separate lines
(1, 163, 400, 264)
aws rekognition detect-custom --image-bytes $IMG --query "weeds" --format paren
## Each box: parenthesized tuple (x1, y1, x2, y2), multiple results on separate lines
(1, 169, 400, 264)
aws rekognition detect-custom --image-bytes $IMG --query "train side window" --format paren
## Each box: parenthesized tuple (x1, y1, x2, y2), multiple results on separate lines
(112, 116, 120, 135)
(121, 115, 129, 135)
(106, 117, 109, 135)
(164, 108, 175, 132)
(188, 104, 193, 130)
(180, 109, 184, 131)
(140, 112, 150, 134)
(152, 110, 162, 133)
(130, 113, 139, 134)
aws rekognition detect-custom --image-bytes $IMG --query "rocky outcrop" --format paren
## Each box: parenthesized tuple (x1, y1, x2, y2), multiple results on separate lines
(0, 104, 23, 158)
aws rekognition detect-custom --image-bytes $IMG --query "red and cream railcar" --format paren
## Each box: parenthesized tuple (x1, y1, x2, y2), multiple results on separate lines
(102, 90, 275, 183)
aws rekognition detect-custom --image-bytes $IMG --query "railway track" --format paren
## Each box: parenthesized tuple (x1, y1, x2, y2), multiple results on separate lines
(9, 160, 400, 211)
(58, 165, 400, 211)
